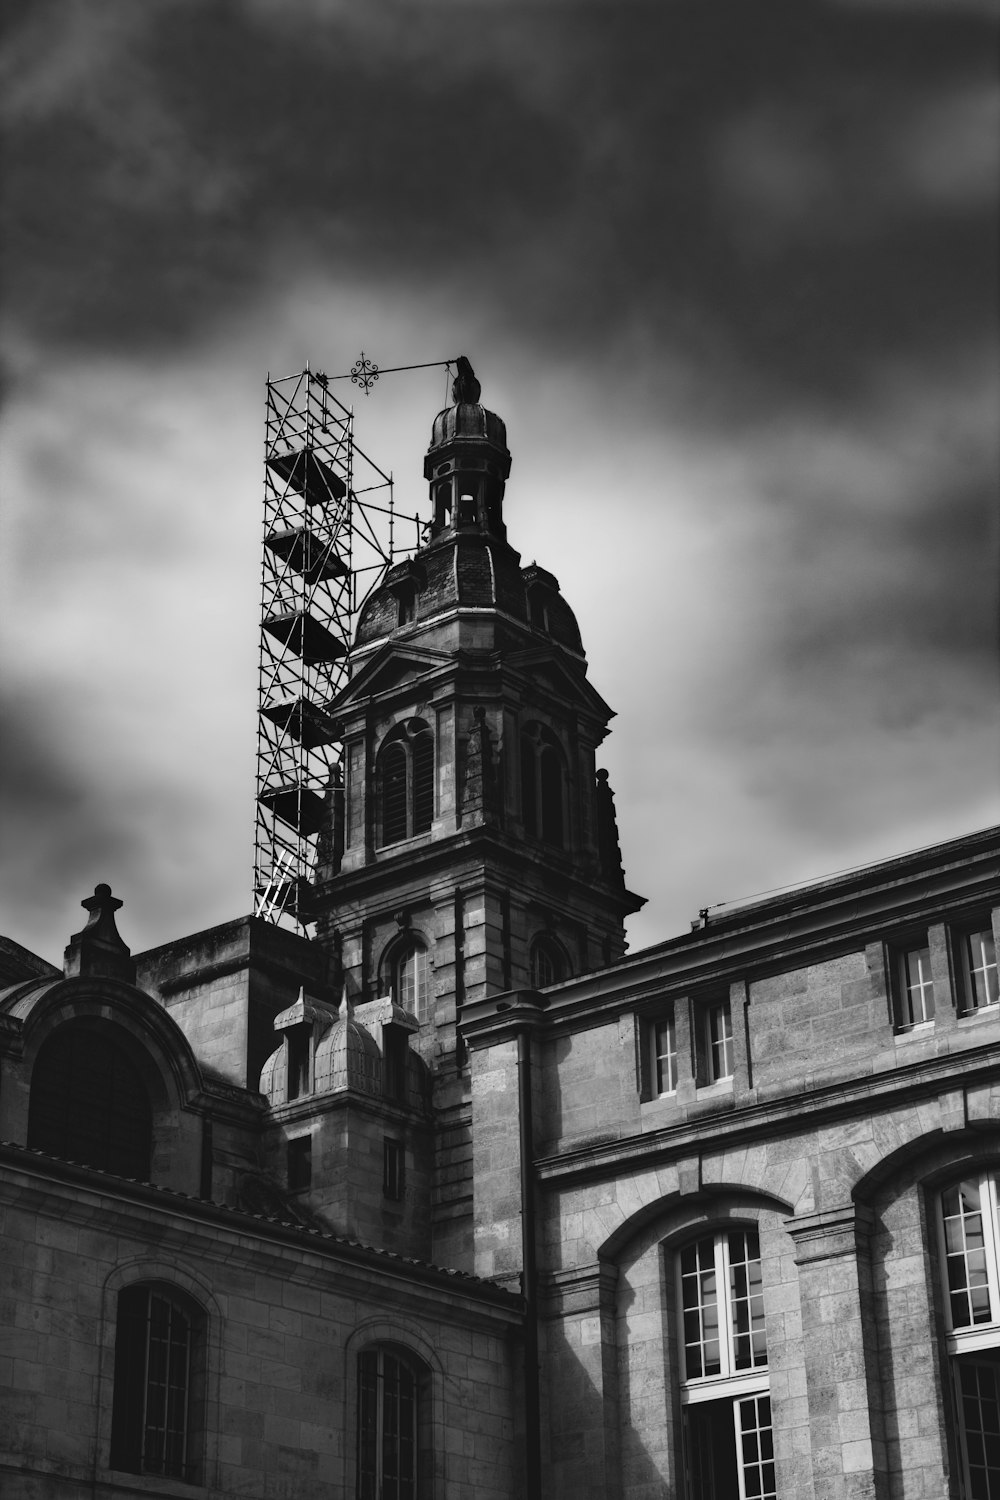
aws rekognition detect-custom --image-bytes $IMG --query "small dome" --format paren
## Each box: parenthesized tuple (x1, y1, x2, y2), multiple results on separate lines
(314, 1017, 381, 1097)
(429, 402, 508, 454)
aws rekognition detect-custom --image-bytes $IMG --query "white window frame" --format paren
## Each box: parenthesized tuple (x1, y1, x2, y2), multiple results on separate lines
(937, 1172, 1000, 1500)
(937, 1173, 1000, 1353)
(893, 940, 935, 1030)
(957, 925, 1000, 1014)
(699, 999, 734, 1086)
(652, 1013, 677, 1097)
(675, 1230, 773, 1500)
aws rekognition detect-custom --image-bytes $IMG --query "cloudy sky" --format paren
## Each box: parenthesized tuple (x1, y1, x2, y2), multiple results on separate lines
(1, 0, 997, 967)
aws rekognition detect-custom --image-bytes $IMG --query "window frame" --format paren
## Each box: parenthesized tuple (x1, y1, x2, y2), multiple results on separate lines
(529, 934, 568, 990)
(891, 936, 936, 1031)
(356, 1344, 422, 1500)
(110, 1282, 205, 1484)
(393, 939, 429, 1021)
(697, 998, 734, 1087)
(519, 722, 566, 848)
(954, 922, 1000, 1015)
(652, 1011, 678, 1097)
(383, 1137, 405, 1201)
(934, 1172, 1000, 1499)
(376, 720, 435, 849)
(674, 1228, 774, 1500)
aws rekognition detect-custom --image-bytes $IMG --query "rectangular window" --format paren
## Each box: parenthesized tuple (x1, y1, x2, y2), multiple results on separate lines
(958, 926, 999, 1013)
(894, 942, 935, 1029)
(954, 1359, 1000, 1500)
(286, 1028, 311, 1100)
(287, 1136, 312, 1192)
(653, 1014, 677, 1096)
(699, 999, 734, 1084)
(383, 1138, 404, 1201)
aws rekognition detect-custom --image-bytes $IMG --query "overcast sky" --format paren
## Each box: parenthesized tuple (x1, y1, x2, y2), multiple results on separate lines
(1, 0, 997, 968)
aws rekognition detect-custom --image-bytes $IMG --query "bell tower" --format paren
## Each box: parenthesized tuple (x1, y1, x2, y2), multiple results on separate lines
(310, 360, 643, 1268)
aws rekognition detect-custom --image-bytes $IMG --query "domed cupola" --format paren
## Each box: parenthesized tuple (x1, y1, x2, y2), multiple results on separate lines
(424, 357, 512, 541)
(313, 1007, 381, 1097)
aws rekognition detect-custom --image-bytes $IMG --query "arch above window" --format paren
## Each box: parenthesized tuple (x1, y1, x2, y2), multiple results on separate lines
(530, 935, 569, 990)
(376, 720, 435, 848)
(520, 722, 565, 847)
(28, 1019, 153, 1180)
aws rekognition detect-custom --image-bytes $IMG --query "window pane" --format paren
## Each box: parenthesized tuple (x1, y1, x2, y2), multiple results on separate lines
(966, 930, 1000, 1011)
(411, 731, 434, 834)
(957, 1360, 1000, 1500)
(380, 742, 408, 845)
(942, 1180, 996, 1328)
(738, 1395, 777, 1500)
(681, 1239, 721, 1378)
(728, 1230, 767, 1370)
(654, 1016, 677, 1094)
(703, 1002, 734, 1083)
(397, 945, 428, 1018)
(899, 944, 935, 1025)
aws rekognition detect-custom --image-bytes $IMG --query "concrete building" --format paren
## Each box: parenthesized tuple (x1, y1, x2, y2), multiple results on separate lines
(2, 367, 999, 1498)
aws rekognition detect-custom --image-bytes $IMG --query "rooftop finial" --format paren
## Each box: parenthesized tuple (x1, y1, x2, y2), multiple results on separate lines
(63, 883, 136, 983)
(452, 355, 481, 405)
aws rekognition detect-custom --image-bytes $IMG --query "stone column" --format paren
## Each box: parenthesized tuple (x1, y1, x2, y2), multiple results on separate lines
(540, 1262, 621, 1500)
(786, 1204, 888, 1500)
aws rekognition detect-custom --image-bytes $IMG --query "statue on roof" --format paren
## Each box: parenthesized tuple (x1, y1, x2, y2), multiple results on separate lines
(452, 355, 481, 405)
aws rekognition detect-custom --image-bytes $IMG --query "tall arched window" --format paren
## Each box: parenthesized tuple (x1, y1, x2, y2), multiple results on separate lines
(676, 1228, 773, 1499)
(111, 1283, 204, 1482)
(28, 1020, 152, 1180)
(520, 723, 565, 846)
(936, 1172, 1000, 1495)
(357, 1345, 426, 1500)
(377, 721, 435, 847)
(530, 935, 568, 989)
(393, 940, 429, 1020)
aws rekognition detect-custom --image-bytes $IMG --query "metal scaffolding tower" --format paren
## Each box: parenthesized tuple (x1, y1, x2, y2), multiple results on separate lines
(255, 367, 419, 928)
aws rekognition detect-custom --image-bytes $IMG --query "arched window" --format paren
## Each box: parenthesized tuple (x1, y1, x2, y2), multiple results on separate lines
(377, 721, 435, 847)
(110, 1283, 204, 1482)
(393, 940, 429, 1020)
(936, 1172, 1000, 1495)
(676, 1228, 774, 1499)
(530, 935, 568, 989)
(357, 1345, 426, 1500)
(520, 723, 565, 847)
(28, 1020, 153, 1180)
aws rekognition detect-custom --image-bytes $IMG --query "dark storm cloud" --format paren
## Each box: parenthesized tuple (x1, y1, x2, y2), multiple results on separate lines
(2, 0, 994, 412)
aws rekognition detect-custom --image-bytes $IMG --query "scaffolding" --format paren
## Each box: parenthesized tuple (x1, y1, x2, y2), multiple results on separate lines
(255, 368, 420, 928)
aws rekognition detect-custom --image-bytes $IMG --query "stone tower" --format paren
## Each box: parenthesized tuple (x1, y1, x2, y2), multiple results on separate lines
(311, 359, 643, 1268)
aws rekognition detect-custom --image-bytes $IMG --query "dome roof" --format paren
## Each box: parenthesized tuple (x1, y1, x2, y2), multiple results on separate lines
(428, 401, 508, 456)
(258, 1013, 381, 1104)
(315, 1016, 381, 1096)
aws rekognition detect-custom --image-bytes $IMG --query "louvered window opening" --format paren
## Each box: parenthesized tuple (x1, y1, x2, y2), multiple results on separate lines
(521, 726, 565, 848)
(378, 726, 435, 847)
(111, 1285, 196, 1481)
(28, 1021, 153, 1180)
(357, 1348, 417, 1500)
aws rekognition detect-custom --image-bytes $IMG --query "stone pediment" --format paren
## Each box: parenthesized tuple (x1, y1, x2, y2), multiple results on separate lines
(331, 644, 453, 712)
(504, 647, 614, 723)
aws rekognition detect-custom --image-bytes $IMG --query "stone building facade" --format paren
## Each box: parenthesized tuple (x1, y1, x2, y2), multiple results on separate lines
(1, 366, 998, 1498)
